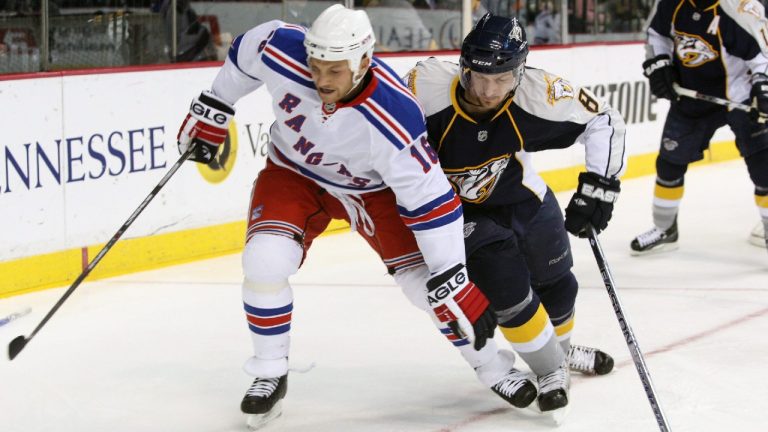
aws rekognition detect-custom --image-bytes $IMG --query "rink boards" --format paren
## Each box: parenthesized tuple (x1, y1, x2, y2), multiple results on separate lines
(0, 43, 740, 296)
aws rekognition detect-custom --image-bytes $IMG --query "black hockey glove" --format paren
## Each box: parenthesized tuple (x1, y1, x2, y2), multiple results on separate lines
(564, 172, 621, 238)
(427, 263, 496, 350)
(177, 90, 235, 163)
(750, 73, 768, 123)
(642, 54, 679, 101)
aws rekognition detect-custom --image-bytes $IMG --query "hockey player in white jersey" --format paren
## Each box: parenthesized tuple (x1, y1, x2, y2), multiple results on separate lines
(174, 5, 502, 429)
(406, 14, 626, 415)
(632, 0, 768, 254)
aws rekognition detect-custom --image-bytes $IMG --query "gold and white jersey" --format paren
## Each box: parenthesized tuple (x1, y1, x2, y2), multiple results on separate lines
(406, 57, 627, 206)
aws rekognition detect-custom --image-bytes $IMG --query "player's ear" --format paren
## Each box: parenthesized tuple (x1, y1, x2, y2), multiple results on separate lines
(359, 54, 371, 74)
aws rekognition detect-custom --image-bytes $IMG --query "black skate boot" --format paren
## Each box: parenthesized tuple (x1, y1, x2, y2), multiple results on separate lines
(241, 375, 287, 430)
(537, 363, 570, 412)
(567, 344, 614, 375)
(490, 367, 537, 408)
(630, 219, 679, 255)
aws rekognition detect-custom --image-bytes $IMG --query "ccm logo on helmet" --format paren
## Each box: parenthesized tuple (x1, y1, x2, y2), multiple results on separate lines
(191, 102, 229, 125)
(472, 59, 493, 66)
(427, 272, 467, 305)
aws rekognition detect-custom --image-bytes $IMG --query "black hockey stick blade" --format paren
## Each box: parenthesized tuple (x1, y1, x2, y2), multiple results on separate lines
(8, 335, 28, 360)
(5, 146, 195, 362)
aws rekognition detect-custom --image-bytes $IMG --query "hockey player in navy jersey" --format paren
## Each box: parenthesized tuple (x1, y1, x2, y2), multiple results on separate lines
(175, 4, 504, 429)
(406, 14, 626, 413)
(632, 0, 768, 254)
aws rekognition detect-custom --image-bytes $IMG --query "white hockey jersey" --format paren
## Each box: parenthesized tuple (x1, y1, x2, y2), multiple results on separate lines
(210, 21, 465, 272)
(406, 58, 627, 206)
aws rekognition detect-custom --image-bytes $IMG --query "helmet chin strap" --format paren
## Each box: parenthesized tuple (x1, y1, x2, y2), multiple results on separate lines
(338, 55, 371, 101)
(350, 66, 367, 91)
(338, 67, 370, 102)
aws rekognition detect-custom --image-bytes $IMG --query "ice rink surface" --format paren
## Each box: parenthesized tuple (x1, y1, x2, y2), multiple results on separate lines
(2, 160, 767, 432)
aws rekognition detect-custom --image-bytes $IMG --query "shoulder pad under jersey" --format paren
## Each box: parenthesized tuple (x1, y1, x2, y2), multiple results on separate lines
(405, 57, 458, 116)
(720, 0, 768, 55)
(514, 67, 608, 125)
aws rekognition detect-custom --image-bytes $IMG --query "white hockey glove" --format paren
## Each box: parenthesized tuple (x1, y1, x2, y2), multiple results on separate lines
(177, 90, 235, 163)
(427, 264, 496, 350)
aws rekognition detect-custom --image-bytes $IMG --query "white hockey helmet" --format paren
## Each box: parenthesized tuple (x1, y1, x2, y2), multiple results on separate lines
(304, 4, 375, 76)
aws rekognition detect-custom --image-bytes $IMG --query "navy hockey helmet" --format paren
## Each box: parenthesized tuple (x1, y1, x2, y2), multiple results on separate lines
(460, 14, 528, 92)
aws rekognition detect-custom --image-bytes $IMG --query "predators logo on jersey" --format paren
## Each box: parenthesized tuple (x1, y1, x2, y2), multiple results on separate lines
(545, 75, 574, 105)
(674, 31, 718, 67)
(445, 155, 510, 203)
(738, 0, 765, 19)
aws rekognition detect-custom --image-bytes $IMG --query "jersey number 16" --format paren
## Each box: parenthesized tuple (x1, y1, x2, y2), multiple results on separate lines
(410, 136, 439, 173)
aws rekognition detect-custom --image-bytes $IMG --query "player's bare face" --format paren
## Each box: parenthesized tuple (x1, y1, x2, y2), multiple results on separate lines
(308, 58, 355, 104)
(466, 70, 518, 110)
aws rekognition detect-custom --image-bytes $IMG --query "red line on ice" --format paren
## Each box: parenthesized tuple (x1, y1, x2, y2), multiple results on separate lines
(431, 305, 768, 432)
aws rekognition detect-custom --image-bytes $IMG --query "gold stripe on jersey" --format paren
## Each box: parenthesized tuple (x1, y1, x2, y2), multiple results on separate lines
(505, 109, 525, 149)
(449, 77, 477, 123)
(654, 184, 685, 200)
(672, 0, 686, 25)
(507, 109, 545, 200)
(499, 303, 550, 343)
(756, 194, 768, 208)
(449, 76, 515, 123)
(437, 112, 459, 152)
(491, 98, 515, 121)
(712, 8, 732, 102)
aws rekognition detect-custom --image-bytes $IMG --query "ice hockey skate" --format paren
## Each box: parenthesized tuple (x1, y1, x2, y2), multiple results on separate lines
(568, 344, 614, 375)
(536, 361, 570, 419)
(749, 222, 767, 248)
(241, 375, 287, 430)
(490, 367, 537, 408)
(630, 219, 679, 255)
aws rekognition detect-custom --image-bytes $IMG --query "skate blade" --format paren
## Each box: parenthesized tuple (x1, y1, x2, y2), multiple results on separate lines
(630, 242, 679, 256)
(547, 403, 571, 426)
(524, 401, 571, 426)
(245, 401, 283, 430)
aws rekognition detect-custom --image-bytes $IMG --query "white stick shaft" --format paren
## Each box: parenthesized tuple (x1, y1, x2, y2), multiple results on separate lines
(673, 83, 754, 112)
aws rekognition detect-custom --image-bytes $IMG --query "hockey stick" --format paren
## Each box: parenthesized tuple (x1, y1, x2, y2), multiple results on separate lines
(7, 146, 195, 360)
(586, 225, 672, 432)
(672, 83, 768, 122)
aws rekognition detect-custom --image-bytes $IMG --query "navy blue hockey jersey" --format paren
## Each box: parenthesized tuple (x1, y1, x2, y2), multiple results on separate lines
(647, 0, 768, 103)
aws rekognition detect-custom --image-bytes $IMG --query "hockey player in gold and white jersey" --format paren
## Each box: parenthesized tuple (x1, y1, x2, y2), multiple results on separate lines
(406, 14, 627, 414)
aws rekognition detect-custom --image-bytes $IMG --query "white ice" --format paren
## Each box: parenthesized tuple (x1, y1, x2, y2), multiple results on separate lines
(1, 160, 767, 432)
